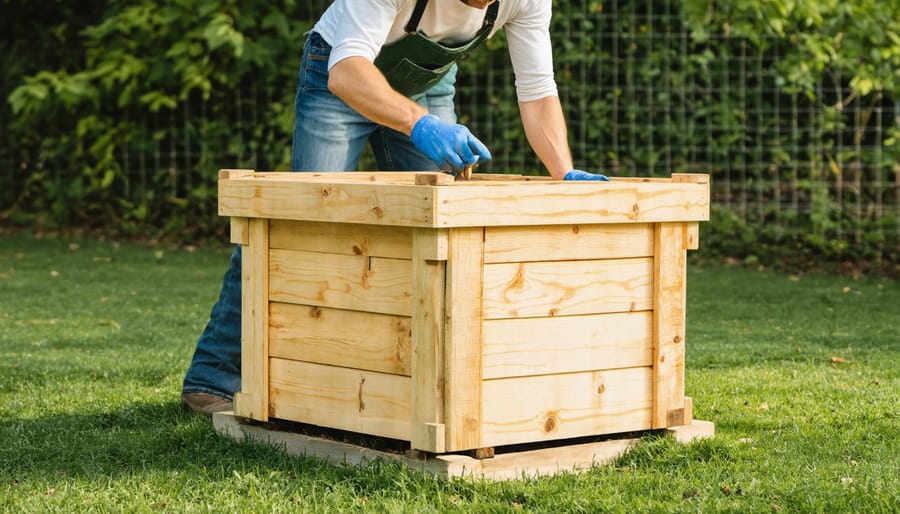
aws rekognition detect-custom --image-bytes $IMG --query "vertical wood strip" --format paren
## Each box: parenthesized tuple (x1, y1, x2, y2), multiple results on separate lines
(651, 222, 686, 428)
(443, 227, 485, 451)
(410, 228, 448, 453)
(236, 218, 270, 421)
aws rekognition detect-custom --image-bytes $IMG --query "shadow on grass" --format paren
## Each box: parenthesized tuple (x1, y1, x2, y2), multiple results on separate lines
(0, 400, 332, 482)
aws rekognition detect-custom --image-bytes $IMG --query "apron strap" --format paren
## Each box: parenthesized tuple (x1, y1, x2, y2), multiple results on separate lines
(405, 1, 501, 34)
(405, 0, 430, 33)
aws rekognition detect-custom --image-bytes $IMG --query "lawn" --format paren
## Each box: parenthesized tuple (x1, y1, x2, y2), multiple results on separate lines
(1, 233, 898, 513)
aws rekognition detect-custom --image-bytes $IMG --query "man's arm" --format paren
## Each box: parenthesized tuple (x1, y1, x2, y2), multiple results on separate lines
(328, 56, 490, 170)
(328, 56, 428, 136)
(519, 95, 574, 179)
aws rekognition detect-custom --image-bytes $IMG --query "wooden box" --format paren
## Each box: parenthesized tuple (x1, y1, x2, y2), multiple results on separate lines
(220, 170, 709, 455)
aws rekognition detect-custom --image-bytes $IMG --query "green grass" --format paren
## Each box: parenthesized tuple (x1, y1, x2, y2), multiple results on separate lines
(1, 233, 898, 513)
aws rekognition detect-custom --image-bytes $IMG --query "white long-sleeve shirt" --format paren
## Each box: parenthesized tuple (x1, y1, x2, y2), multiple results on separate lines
(311, 0, 557, 102)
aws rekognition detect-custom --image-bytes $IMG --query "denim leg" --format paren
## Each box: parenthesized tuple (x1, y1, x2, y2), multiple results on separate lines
(183, 35, 462, 399)
(182, 246, 243, 399)
(291, 32, 376, 172)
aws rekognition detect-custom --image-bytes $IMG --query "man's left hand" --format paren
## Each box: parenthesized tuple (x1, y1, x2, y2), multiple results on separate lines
(564, 169, 610, 181)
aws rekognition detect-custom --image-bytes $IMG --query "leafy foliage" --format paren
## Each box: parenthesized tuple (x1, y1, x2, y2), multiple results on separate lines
(1, 0, 898, 271)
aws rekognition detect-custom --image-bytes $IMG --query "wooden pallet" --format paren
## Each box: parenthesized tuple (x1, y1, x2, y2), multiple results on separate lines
(213, 411, 714, 480)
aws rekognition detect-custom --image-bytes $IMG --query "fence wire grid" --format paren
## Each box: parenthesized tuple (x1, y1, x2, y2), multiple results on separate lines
(3, 0, 898, 265)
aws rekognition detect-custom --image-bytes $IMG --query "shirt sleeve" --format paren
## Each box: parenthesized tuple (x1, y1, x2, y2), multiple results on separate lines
(504, 0, 558, 102)
(326, 0, 404, 69)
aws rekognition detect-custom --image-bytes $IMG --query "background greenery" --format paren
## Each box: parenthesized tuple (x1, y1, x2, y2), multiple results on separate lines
(2, 0, 899, 273)
(1, 234, 898, 512)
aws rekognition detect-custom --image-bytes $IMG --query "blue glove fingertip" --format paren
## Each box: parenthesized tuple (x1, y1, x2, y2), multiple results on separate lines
(564, 169, 610, 181)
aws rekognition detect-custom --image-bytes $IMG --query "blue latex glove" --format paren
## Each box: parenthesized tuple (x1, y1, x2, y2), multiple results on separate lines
(564, 169, 610, 181)
(410, 114, 491, 171)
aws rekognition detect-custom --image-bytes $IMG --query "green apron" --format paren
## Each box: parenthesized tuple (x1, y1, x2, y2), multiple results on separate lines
(374, 0, 500, 97)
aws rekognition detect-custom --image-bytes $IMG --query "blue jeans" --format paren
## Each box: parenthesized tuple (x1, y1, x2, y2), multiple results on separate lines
(182, 32, 459, 399)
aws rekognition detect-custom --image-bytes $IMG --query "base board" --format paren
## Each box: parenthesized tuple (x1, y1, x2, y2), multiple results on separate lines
(212, 412, 715, 480)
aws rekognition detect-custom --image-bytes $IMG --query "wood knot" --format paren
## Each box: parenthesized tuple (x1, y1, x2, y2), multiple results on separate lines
(572, 225, 580, 234)
(321, 187, 331, 198)
(673, 335, 682, 344)
(352, 245, 363, 255)
(597, 384, 606, 395)
(372, 205, 384, 218)
(543, 414, 559, 433)
(309, 306, 323, 319)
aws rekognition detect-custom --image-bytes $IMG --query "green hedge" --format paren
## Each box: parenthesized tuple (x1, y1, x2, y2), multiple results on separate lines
(2, 0, 898, 272)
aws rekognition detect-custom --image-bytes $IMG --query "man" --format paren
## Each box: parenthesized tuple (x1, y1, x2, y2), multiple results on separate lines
(182, 0, 608, 414)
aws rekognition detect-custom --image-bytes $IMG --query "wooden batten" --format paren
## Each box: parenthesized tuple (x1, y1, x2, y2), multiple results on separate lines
(230, 217, 249, 245)
(236, 218, 269, 421)
(410, 228, 448, 453)
(651, 223, 687, 428)
(443, 227, 485, 451)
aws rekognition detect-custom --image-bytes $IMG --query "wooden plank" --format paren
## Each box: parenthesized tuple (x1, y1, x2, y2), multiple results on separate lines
(481, 367, 653, 447)
(410, 228, 448, 453)
(482, 258, 653, 319)
(227, 170, 448, 184)
(431, 180, 710, 227)
(269, 303, 411, 376)
(235, 218, 269, 421)
(269, 220, 412, 259)
(443, 227, 485, 451)
(269, 358, 411, 441)
(415, 173, 455, 186)
(230, 217, 249, 245)
(483, 224, 653, 263)
(481, 311, 653, 379)
(268, 248, 412, 316)
(213, 411, 659, 480)
(684, 222, 700, 250)
(218, 173, 710, 228)
(219, 178, 437, 226)
(651, 223, 687, 428)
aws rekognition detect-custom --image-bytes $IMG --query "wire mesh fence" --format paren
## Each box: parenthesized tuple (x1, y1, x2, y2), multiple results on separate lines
(2, 0, 897, 265)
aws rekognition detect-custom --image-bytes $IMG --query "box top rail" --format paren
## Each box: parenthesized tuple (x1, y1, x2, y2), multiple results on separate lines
(218, 170, 710, 228)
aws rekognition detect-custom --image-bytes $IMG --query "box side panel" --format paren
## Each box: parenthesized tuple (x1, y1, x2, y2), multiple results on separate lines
(269, 302, 411, 376)
(476, 223, 657, 446)
(481, 367, 652, 447)
(269, 358, 411, 441)
(265, 222, 413, 439)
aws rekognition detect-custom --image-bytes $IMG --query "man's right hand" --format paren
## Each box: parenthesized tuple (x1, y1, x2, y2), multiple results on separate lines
(410, 114, 491, 171)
